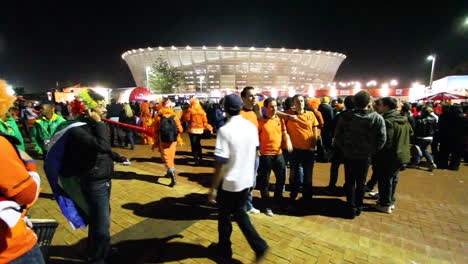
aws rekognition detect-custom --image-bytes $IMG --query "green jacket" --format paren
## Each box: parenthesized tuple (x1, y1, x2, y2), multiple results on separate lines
(32, 113, 66, 153)
(375, 109, 413, 165)
(0, 117, 25, 151)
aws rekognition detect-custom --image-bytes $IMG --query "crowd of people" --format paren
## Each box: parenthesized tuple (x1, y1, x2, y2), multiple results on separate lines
(1, 80, 467, 263)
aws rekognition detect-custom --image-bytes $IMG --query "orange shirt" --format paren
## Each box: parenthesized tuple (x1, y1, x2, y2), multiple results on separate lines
(285, 111, 319, 150)
(0, 137, 38, 263)
(240, 110, 259, 128)
(258, 116, 286, 155)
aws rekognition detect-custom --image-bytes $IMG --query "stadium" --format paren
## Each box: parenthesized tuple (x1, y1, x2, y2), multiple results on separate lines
(122, 46, 346, 94)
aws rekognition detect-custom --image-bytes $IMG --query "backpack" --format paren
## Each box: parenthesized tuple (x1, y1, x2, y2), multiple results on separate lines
(159, 115, 178, 143)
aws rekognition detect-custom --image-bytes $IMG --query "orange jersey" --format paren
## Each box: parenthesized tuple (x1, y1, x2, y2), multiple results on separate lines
(0, 137, 39, 263)
(285, 111, 319, 150)
(240, 110, 259, 128)
(258, 116, 286, 155)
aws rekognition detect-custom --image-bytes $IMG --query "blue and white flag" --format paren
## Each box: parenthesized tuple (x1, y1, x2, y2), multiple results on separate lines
(44, 122, 88, 229)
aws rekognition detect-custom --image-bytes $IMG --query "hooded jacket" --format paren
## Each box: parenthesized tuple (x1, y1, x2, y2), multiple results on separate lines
(375, 109, 413, 164)
(335, 109, 386, 160)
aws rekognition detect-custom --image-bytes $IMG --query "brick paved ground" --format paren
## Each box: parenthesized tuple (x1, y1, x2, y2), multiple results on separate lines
(28, 133, 467, 264)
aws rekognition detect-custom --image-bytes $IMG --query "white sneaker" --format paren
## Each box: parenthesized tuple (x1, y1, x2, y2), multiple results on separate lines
(390, 204, 395, 210)
(369, 192, 379, 199)
(247, 207, 260, 214)
(265, 208, 274, 217)
(372, 203, 392, 214)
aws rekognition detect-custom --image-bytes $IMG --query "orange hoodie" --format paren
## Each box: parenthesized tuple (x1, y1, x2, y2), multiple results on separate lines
(0, 136, 39, 263)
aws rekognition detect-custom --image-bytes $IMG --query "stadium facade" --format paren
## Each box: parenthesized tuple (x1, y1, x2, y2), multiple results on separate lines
(122, 46, 346, 93)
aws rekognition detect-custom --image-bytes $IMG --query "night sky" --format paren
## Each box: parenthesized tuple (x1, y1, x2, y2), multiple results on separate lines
(1, 1, 467, 92)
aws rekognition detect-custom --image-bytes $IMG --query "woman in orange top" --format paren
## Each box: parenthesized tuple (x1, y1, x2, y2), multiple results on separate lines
(0, 79, 44, 263)
(284, 95, 319, 201)
(152, 99, 183, 187)
(183, 98, 210, 166)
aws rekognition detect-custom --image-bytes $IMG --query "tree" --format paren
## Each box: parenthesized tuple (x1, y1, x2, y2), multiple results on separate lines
(148, 57, 185, 94)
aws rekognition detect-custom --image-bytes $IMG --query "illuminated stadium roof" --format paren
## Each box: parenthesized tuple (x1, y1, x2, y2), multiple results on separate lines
(122, 46, 346, 91)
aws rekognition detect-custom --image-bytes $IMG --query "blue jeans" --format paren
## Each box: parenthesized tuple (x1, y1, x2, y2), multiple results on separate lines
(217, 189, 268, 254)
(82, 179, 111, 264)
(374, 161, 401, 206)
(8, 244, 45, 264)
(415, 137, 433, 164)
(290, 148, 316, 199)
(245, 154, 259, 211)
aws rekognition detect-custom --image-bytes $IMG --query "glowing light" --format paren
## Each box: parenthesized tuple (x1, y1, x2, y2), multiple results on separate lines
(249, 47, 256, 51)
(171, 46, 177, 50)
(265, 47, 271, 51)
(306, 49, 311, 53)
(186, 46, 192, 50)
(308, 87, 315, 97)
(330, 88, 337, 97)
(390, 79, 398, 86)
(233, 46, 239, 50)
(202, 46, 207, 50)
(427, 55, 435, 61)
(217, 46, 223, 50)
(353, 83, 362, 94)
(293, 49, 299, 52)
(280, 48, 286, 52)
(381, 83, 390, 96)
(158, 47, 165, 50)
(147, 47, 153, 51)
(270, 88, 278, 98)
(366, 80, 377, 87)
(316, 50, 322, 54)
(6, 85, 15, 96)
(139, 48, 144, 52)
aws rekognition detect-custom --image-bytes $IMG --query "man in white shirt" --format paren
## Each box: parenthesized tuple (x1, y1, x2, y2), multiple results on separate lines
(208, 94, 269, 262)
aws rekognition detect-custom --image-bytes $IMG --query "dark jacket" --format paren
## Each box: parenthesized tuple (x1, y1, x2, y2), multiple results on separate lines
(61, 116, 122, 182)
(106, 103, 123, 118)
(414, 114, 436, 138)
(335, 109, 386, 160)
(118, 110, 136, 132)
(375, 109, 413, 164)
(318, 103, 334, 130)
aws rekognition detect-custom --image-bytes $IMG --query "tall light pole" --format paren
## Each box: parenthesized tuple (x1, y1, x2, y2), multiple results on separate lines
(145, 66, 151, 90)
(427, 55, 436, 89)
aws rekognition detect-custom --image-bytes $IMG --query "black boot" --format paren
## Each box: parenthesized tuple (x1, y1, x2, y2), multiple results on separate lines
(169, 171, 177, 187)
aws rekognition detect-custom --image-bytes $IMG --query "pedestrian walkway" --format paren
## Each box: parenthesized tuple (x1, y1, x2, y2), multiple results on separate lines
(29, 134, 467, 264)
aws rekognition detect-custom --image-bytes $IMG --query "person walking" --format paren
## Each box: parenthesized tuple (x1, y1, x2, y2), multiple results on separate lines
(334, 91, 386, 218)
(183, 98, 211, 166)
(152, 99, 184, 187)
(208, 94, 269, 262)
(106, 99, 123, 147)
(119, 103, 136, 150)
(413, 106, 437, 170)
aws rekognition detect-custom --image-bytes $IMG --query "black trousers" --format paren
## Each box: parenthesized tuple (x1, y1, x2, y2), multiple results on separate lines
(344, 158, 370, 210)
(189, 133, 203, 159)
(217, 188, 268, 254)
(257, 154, 286, 208)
